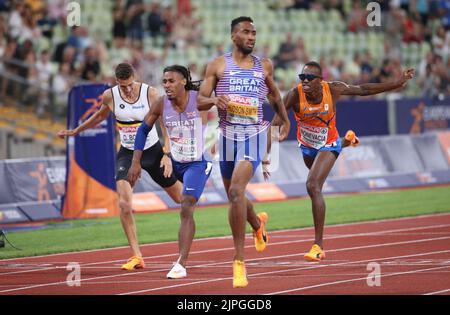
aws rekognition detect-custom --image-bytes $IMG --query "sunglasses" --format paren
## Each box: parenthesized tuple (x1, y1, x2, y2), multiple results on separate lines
(298, 74, 322, 81)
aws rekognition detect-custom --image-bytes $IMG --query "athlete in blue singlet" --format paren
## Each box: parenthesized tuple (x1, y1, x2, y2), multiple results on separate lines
(197, 16, 290, 288)
(128, 65, 211, 279)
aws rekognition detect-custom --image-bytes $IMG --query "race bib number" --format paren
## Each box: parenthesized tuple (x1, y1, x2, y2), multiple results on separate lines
(226, 95, 259, 125)
(119, 125, 138, 149)
(300, 124, 328, 149)
(171, 137, 198, 162)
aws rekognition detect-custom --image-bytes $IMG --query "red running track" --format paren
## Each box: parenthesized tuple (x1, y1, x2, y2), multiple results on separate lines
(1, 213, 450, 295)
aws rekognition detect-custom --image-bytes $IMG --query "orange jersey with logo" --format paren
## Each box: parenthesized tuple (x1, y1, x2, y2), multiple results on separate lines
(294, 81, 339, 149)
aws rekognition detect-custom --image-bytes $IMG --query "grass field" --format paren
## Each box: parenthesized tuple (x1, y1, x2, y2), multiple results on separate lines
(1, 185, 450, 260)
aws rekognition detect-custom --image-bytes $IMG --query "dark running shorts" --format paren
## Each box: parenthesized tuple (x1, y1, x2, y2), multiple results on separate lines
(115, 142, 177, 188)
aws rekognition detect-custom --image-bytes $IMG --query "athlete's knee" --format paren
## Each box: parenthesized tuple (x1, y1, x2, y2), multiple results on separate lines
(118, 198, 133, 215)
(306, 179, 322, 196)
(228, 185, 244, 203)
(180, 196, 195, 219)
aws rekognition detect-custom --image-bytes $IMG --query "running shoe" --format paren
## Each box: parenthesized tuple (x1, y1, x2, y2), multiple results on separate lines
(253, 212, 269, 252)
(121, 256, 145, 270)
(345, 130, 360, 147)
(232, 260, 248, 288)
(304, 244, 326, 262)
(167, 262, 187, 279)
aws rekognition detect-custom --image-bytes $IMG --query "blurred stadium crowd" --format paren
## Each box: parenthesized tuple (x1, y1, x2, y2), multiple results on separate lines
(0, 0, 449, 122)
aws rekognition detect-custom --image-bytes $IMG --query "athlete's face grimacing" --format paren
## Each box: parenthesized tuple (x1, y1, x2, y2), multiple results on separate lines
(300, 66, 322, 94)
(117, 76, 135, 98)
(232, 21, 256, 55)
(163, 71, 186, 100)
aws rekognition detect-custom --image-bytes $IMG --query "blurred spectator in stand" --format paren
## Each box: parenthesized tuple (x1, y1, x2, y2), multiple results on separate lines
(412, 0, 430, 26)
(402, 12, 424, 43)
(274, 32, 297, 69)
(432, 54, 449, 95)
(60, 46, 77, 74)
(360, 49, 375, 76)
(79, 46, 101, 82)
(288, 0, 311, 10)
(66, 26, 83, 62)
(212, 43, 225, 58)
(161, 5, 175, 41)
(108, 36, 132, 70)
(0, 0, 11, 12)
(293, 36, 309, 75)
(169, 13, 201, 49)
(328, 56, 343, 80)
(319, 56, 332, 81)
(23, 49, 39, 109)
(78, 26, 93, 52)
(129, 43, 144, 77)
(446, 57, 450, 94)
(112, 0, 127, 40)
(0, 35, 5, 105)
(35, 49, 54, 116)
(417, 63, 440, 97)
(0, 15, 7, 39)
(19, 3, 42, 44)
(125, 0, 144, 44)
(13, 39, 33, 81)
(267, 0, 293, 10)
(8, 1, 24, 40)
(37, 6, 57, 40)
(346, 1, 367, 32)
(418, 51, 435, 79)
(52, 62, 73, 118)
(47, 0, 66, 20)
(36, 49, 53, 85)
(1, 37, 17, 100)
(140, 48, 166, 88)
(254, 43, 271, 60)
(177, 0, 191, 17)
(25, 0, 45, 17)
(324, 0, 345, 18)
(147, 2, 164, 39)
(343, 52, 362, 84)
(188, 62, 200, 81)
(385, 5, 405, 59)
(432, 25, 450, 61)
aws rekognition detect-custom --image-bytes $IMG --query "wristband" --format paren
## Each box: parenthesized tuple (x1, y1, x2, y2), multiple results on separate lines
(134, 121, 153, 151)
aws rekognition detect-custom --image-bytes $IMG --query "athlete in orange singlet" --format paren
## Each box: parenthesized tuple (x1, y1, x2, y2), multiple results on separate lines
(274, 61, 414, 261)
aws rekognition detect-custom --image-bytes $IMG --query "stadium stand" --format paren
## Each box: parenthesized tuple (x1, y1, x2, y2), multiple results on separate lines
(0, 0, 448, 160)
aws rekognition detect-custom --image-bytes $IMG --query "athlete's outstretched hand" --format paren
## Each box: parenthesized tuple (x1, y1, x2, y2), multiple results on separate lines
(279, 120, 290, 142)
(214, 95, 230, 110)
(127, 161, 142, 187)
(399, 68, 415, 87)
(57, 129, 78, 138)
(160, 155, 173, 178)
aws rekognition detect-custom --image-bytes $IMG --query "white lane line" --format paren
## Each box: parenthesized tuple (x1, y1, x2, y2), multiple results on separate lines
(2, 212, 449, 262)
(2, 222, 450, 277)
(118, 240, 450, 295)
(267, 265, 450, 295)
(423, 288, 450, 295)
(0, 237, 450, 293)
(2, 237, 450, 295)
